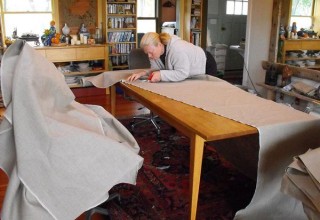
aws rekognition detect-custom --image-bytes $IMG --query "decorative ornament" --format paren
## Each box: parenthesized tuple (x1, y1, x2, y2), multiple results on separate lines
(62, 23, 70, 36)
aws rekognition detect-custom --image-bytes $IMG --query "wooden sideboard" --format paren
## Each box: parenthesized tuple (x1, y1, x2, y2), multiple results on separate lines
(35, 44, 109, 95)
(35, 44, 108, 66)
(280, 39, 320, 67)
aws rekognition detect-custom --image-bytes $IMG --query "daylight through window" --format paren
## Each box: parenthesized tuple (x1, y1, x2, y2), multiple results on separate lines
(137, 0, 158, 33)
(290, 0, 314, 30)
(226, 0, 248, 15)
(0, 0, 54, 39)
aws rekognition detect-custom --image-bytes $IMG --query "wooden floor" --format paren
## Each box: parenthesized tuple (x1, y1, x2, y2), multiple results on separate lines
(75, 91, 150, 119)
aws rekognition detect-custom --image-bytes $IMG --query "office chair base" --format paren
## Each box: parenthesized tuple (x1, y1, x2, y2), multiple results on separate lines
(130, 112, 161, 136)
(85, 193, 121, 220)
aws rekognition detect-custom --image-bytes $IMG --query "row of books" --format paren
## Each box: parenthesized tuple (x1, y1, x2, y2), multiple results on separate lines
(107, 4, 135, 14)
(190, 31, 201, 46)
(192, 0, 201, 5)
(107, 17, 135, 29)
(192, 8, 201, 16)
(108, 31, 135, 43)
(108, 43, 135, 54)
(190, 17, 200, 29)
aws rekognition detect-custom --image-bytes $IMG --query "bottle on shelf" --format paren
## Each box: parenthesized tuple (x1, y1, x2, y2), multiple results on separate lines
(290, 22, 298, 39)
(95, 27, 102, 44)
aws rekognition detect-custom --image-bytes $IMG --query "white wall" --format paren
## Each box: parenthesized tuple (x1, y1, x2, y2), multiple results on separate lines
(243, 0, 273, 97)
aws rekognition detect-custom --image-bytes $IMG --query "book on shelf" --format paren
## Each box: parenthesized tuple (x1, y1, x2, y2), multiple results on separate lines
(191, 31, 201, 46)
(108, 43, 135, 54)
(107, 17, 135, 29)
(108, 31, 134, 43)
(107, 3, 135, 14)
(193, 0, 201, 5)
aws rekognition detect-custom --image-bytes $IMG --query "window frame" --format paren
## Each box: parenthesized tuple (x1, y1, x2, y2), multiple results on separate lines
(289, 0, 315, 30)
(226, 0, 248, 16)
(137, 0, 160, 34)
(0, 0, 59, 46)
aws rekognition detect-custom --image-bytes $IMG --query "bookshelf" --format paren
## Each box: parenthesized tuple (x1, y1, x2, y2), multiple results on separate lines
(177, 0, 207, 48)
(106, 0, 137, 70)
(190, 0, 201, 46)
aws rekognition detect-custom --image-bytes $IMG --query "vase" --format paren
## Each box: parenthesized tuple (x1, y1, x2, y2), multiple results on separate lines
(62, 23, 70, 36)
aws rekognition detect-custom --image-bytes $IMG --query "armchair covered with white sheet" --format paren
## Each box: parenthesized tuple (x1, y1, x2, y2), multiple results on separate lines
(0, 40, 143, 220)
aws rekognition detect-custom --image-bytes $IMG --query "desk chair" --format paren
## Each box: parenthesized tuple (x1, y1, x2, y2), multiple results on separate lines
(128, 48, 161, 136)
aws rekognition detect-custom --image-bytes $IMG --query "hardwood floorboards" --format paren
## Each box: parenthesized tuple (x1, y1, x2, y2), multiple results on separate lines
(75, 92, 150, 119)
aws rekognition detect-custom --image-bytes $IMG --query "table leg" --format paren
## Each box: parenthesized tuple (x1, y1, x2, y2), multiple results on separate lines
(110, 85, 116, 115)
(189, 134, 205, 220)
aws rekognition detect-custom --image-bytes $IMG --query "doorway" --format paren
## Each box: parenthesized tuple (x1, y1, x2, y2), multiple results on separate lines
(207, 0, 247, 81)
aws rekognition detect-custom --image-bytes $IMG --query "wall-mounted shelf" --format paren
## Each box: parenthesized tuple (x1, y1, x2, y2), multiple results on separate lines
(257, 82, 320, 105)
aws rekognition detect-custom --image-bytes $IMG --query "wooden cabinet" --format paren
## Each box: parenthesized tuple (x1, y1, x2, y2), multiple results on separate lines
(280, 39, 320, 69)
(105, 0, 137, 70)
(35, 45, 108, 88)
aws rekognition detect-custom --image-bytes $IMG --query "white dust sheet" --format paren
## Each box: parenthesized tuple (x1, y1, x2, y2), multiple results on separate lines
(0, 42, 143, 220)
(88, 71, 320, 219)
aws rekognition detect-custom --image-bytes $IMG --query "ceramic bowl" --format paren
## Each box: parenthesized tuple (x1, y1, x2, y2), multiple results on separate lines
(289, 52, 299, 57)
(294, 60, 304, 65)
(306, 60, 316, 66)
(78, 62, 89, 70)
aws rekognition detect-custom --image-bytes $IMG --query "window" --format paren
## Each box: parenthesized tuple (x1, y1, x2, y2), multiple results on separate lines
(290, 0, 314, 30)
(226, 0, 248, 15)
(0, 0, 55, 39)
(137, 0, 158, 33)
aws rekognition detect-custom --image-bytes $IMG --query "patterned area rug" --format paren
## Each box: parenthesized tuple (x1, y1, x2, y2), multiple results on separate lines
(102, 118, 256, 220)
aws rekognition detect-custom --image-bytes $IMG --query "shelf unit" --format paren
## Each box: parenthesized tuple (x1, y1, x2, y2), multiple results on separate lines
(105, 0, 137, 70)
(35, 45, 108, 89)
(190, 0, 203, 46)
(280, 39, 320, 69)
(258, 61, 320, 112)
(257, 82, 320, 105)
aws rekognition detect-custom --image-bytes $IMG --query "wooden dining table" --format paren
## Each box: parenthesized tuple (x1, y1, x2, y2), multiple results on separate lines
(109, 82, 258, 220)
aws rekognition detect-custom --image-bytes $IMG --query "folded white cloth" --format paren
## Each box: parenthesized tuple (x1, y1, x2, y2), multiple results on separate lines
(281, 148, 320, 219)
(0, 40, 143, 220)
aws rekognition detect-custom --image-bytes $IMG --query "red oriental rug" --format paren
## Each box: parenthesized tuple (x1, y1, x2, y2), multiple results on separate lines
(100, 118, 256, 220)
